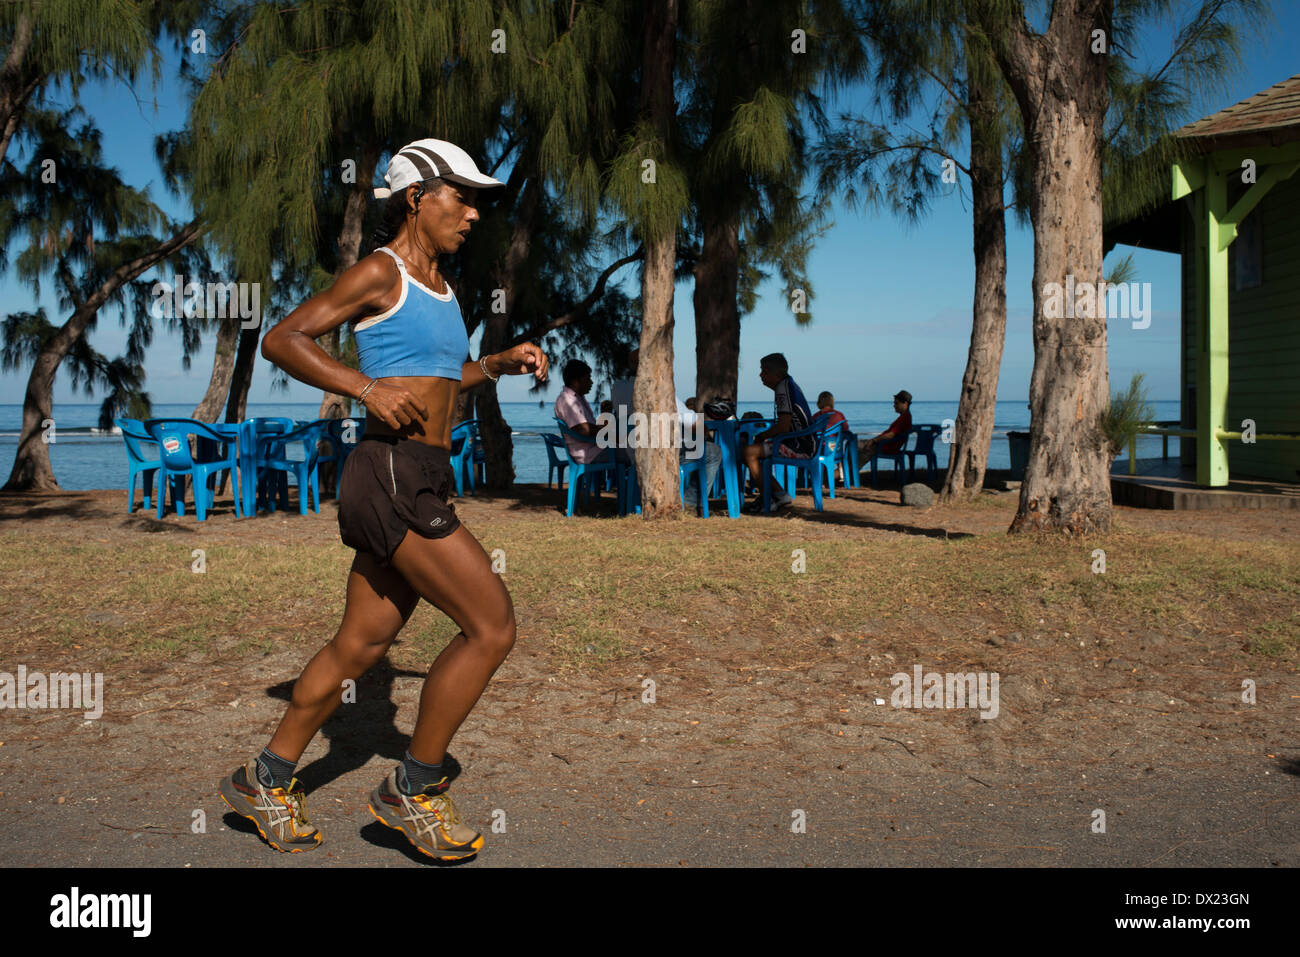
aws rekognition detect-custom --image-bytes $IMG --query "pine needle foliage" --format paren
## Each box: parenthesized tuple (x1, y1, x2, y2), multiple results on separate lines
(1100, 371, 1155, 459)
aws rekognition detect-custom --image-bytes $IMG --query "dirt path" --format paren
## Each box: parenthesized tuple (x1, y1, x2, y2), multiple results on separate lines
(1, 486, 1297, 866)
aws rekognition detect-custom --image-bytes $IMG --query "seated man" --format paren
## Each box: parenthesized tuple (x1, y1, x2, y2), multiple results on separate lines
(860, 390, 912, 464)
(740, 352, 814, 513)
(813, 391, 849, 435)
(813, 391, 850, 483)
(554, 359, 631, 467)
(676, 393, 722, 512)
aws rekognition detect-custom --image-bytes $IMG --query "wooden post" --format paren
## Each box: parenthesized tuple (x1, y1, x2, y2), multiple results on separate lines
(1199, 168, 1230, 487)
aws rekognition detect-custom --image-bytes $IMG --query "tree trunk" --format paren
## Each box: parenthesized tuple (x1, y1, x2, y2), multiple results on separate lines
(3, 220, 201, 492)
(632, 0, 681, 519)
(692, 211, 740, 406)
(940, 47, 1007, 503)
(1012, 112, 1110, 533)
(635, 238, 680, 517)
(477, 174, 541, 489)
(474, 384, 513, 488)
(225, 322, 260, 423)
(191, 318, 239, 421)
(317, 147, 379, 495)
(4, 342, 62, 490)
(978, 3, 1113, 533)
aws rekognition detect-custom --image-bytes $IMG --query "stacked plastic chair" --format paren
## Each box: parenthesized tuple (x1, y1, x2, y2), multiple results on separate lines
(144, 418, 243, 521)
(114, 418, 162, 514)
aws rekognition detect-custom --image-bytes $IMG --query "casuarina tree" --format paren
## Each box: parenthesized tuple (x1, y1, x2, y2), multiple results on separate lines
(968, 0, 1264, 532)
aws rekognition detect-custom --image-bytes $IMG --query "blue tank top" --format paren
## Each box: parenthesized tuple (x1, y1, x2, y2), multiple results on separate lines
(353, 246, 469, 380)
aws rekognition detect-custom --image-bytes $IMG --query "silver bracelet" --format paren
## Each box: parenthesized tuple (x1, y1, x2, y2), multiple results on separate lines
(357, 378, 377, 402)
(480, 355, 500, 382)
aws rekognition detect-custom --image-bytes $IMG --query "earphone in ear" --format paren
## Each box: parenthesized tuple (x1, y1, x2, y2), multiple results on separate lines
(408, 183, 425, 215)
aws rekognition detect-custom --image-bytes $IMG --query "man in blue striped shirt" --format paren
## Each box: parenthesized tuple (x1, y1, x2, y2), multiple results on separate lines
(740, 353, 814, 513)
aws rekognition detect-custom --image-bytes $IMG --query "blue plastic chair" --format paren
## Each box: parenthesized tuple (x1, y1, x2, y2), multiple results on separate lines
(840, 429, 860, 488)
(450, 422, 472, 496)
(759, 423, 842, 514)
(867, 428, 912, 487)
(815, 426, 845, 498)
(811, 413, 856, 490)
(318, 416, 365, 478)
(541, 433, 569, 488)
(144, 418, 243, 521)
(735, 418, 775, 496)
(680, 455, 709, 517)
(450, 419, 483, 496)
(236, 417, 296, 514)
(906, 425, 942, 481)
(114, 418, 161, 514)
(702, 420, 743, 518)
(554, 417, 620, 516)
(804, 413, 850, 497)
(259, 420, 332, 515)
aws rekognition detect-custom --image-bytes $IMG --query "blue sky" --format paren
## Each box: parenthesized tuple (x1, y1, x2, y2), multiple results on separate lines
(2, 6, 1297, 410)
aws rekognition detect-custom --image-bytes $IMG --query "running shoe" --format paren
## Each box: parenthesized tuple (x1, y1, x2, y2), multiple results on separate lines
(367, 767, 483, 861)
(219, 758, 322, 852)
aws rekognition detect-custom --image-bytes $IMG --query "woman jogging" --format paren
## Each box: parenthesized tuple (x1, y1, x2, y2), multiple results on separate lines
(220, 138, 548, 861)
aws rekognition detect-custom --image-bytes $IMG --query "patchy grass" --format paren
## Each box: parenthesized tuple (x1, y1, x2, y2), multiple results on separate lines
(1248, 613, 1300, 658)
(3, 496, 1297, 673)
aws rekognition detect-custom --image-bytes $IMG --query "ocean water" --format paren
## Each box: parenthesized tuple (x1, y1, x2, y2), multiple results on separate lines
(0, 399, 1181, 492)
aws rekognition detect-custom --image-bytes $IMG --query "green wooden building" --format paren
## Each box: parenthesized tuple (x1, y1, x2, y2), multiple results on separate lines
(1107, 73, 1300, 489)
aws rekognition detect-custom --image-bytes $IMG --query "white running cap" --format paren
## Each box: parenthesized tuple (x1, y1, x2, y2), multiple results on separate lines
(373, 138, 504, 198)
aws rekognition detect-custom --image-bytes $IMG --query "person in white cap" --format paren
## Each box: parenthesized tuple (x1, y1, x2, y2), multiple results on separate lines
(220, 138, 548, 863)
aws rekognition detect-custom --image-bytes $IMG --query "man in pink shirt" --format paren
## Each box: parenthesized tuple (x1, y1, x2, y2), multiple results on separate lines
(553, 359, 632, 465)
(553, 359, 603, 463)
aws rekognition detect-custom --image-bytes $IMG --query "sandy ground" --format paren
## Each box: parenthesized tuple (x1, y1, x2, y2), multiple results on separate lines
(0, 483, 1297, 867)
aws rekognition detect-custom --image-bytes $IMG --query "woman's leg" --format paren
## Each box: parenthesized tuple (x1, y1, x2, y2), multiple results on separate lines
(387, 524, 516, 767)
(267, 551, 419, 763)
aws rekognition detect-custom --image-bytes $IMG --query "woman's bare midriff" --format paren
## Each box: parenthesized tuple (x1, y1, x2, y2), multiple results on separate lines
(362, 375, 461, 449)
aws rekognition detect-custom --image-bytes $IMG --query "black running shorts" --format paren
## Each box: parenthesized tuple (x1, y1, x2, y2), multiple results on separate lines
(337, 435, 461, 565)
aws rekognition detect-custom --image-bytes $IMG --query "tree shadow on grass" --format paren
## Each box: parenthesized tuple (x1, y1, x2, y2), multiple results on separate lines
(465, 482, 978, 533)
(778, 505, 977, 540)
(0, 489, 247, 525)
(0, 491, 119, 522)
(472, 482, 626, 517)
(263, 656, 461, 794)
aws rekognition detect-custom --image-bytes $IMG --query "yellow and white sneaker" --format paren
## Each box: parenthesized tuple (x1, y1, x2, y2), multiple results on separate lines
(219, 758, 322, 852)
(367, 767, 483, 861)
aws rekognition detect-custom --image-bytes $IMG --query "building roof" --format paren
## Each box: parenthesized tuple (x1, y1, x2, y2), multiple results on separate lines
(1106, 74, 1300, 248)
(1175, 73, 1300, 150)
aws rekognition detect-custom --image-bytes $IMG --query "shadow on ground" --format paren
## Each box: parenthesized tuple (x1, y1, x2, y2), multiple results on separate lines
(265, 658, 462, 794)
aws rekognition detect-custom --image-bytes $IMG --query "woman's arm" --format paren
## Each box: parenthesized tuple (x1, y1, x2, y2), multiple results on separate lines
(261, 254, 428, 429)
(458, 342, 550, 393)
